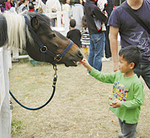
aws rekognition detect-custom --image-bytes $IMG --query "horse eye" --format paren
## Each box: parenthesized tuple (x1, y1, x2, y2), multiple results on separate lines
(48, 34, 56, 38)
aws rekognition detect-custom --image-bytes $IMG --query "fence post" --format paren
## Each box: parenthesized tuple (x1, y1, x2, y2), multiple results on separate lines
(57, 11, 61, 28)
(63, 11, 69, 36)
(0, 48, 11, 138)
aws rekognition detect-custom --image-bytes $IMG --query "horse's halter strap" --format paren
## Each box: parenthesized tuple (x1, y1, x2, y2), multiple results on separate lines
(24, 16, 73, 65)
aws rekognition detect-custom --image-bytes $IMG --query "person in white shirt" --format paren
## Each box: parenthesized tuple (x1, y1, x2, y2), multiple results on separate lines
(35, 0, 61, 26)
(17, 0, 29, 14)
(97, 0, 107, 11)
(71, 0, 84, 30)
(62, 0, 71, 24)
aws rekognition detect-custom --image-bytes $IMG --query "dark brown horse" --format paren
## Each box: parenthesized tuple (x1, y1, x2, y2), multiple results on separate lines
(0, 11, 83, 66)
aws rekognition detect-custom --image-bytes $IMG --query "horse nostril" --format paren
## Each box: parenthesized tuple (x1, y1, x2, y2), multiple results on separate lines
(78, 50, 83, 58)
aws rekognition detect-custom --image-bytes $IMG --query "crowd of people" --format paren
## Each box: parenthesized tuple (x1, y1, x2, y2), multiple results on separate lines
(1, 0, 150, 137)
(0, 0, 36, 13)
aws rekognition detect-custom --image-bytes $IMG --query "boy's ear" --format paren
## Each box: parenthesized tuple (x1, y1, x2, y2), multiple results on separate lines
(130, 62, 135, 69)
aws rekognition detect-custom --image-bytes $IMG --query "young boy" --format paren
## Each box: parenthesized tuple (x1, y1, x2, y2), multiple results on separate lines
(80, 46, 145, 137)
(67, 19, 82, 48)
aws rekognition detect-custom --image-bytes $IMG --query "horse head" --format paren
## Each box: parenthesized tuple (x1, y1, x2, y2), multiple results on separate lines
(24, 12, 83, 67)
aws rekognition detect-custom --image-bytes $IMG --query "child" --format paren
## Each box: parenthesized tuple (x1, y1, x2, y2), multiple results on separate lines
(81, 16, 90, 60)
(67, 19, 82, 48)
(80, 46, 145, 137)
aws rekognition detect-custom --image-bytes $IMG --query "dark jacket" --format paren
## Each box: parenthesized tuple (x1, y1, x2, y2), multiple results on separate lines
(105, 0, 114, 17)
(84, 0, 107, 34)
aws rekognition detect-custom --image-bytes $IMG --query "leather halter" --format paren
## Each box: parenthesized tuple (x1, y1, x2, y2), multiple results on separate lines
(24, 16, 73, 65)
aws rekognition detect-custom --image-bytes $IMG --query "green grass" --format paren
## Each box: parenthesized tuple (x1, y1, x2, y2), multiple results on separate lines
(11, 119, 22, 135)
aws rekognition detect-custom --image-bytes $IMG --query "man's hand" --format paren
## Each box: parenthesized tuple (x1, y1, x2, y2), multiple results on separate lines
(113, 62, 119, 72)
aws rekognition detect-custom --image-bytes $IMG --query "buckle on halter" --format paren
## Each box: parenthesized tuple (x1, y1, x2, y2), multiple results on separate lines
(40, 46, 47, 53)
(54, 54, 62, 62)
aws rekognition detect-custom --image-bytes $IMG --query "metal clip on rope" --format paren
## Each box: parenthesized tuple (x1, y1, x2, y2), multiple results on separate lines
(53, 65, 57, 87)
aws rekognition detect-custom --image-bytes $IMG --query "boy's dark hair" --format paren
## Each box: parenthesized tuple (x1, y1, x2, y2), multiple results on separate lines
(70, 19, 76, 28)
(119, 46, 141, 68)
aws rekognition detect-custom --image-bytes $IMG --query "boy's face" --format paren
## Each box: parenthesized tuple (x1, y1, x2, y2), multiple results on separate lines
(118, 55, 133, 73)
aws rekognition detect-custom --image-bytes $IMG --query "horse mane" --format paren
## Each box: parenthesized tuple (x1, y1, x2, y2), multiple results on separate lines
(3, 11, 33, 52)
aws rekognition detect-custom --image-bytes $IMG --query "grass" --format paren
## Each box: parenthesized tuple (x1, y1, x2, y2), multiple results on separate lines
(9, 60, 150, 138)
(11, 119, 23, 135)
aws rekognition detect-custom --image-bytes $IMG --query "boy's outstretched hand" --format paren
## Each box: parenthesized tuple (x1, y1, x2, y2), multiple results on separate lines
(79, 59, 92, 72)
(109, 99, 121, 108)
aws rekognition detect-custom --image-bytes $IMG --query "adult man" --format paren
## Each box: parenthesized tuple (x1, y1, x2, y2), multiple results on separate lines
(108, 0, 150, 89)
(84, 0, 107, 71)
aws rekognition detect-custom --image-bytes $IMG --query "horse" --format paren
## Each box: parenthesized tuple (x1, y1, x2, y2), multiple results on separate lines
(0, 11, 83, 66)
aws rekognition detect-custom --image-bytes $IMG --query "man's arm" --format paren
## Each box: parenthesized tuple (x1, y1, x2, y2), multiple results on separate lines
(109, 26, 119, 72)
(93, 7, 107, 23)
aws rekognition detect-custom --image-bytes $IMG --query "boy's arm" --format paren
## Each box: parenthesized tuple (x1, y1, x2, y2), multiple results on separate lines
(80, 59, 92, 72)
(80, 59, 116, 83)
(121, 83, 145, 109)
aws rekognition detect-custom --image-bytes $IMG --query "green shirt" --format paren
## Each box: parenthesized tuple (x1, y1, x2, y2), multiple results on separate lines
(90, 68, 145, 124)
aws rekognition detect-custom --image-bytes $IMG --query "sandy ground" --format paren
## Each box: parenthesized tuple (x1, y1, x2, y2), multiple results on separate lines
(9, 58, 150, 138)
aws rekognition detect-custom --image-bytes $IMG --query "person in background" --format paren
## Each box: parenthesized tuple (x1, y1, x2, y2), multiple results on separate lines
(103, 0, 114, 61)
(67, 19, 82, 48)
(5, 0, 11, 10)
(62, 0, 71, 24)
(17, 0, 29, 13)
(80, 46, 145, 138)
(16, 0, 22, 9)
(71, 0, 84, 30)
(81, 16, 90, 60)
(108, 0, 150, 89)
(97, 0, 107, 11)
(97, 0, 111, 62)
(28, 0, 35, 12)
(35, 0, 61, 27)
(0, 0, 5, 12)
(10, 0, 15, 7)
(84, 0, 107, 71)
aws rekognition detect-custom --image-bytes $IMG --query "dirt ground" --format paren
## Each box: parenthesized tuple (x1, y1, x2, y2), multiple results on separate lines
(9, 58, 150, 138)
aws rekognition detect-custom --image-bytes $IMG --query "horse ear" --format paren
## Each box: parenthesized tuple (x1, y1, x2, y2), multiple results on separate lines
(31, 16, 39, 30)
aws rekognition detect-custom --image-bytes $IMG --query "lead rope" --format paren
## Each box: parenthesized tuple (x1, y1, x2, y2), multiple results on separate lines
(9, 65, 58, 110)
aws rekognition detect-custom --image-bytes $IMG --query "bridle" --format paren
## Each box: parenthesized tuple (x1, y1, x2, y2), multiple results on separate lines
(24, 16, 73, 65)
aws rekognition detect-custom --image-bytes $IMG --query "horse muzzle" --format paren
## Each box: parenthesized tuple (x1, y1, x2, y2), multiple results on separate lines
(64, 49, 83, 67)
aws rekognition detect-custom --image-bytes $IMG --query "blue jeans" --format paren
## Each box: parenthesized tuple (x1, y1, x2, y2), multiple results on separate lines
(88, 33, 105, 71)
(119, 119, 137, 138)
(134, 64, 150, 89)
